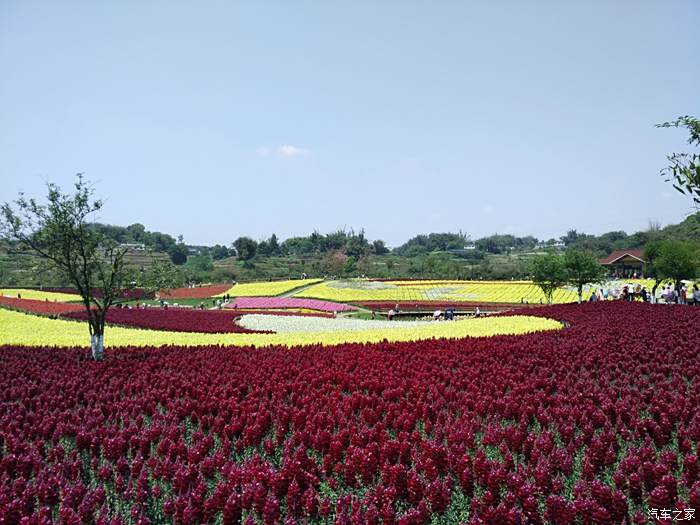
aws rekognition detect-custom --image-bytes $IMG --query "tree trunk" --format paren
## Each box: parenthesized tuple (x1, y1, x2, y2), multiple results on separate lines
(577, 285, 583, 304)
(651, 279, 661, 304)
(91, 334, 104, 361)
(90, 309, 106, 361)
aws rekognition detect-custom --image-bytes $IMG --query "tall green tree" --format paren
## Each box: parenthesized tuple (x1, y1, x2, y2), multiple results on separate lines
(644, 240, 665, 300)
(531, 251, 568, 304)
(650, 239, 698, 297)
(233, 236, 257, 260)
(168, 243, 188, 265)
(268, 233, 281, 256)
(564, 249, 606, 303)
(657, 115, 700, 206)
(0, 175, 158, 360)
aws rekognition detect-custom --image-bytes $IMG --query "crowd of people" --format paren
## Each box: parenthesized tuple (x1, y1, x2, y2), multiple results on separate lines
(386, 304, 471, 321)
(589, 283, 700, 305)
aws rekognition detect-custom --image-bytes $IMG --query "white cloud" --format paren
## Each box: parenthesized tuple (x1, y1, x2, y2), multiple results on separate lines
(256, 145, 310, 158)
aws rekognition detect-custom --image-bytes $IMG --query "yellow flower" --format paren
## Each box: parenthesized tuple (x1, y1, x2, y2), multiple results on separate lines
(0, 288, 81, 302)
(0, 308, 561, 348)
(292, 279, 658, 304)
(215, 279, 322, 297)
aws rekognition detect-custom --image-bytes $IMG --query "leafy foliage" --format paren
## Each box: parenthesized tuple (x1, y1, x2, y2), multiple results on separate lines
(531, 252, 568, 304)
(0, 175, 176, 359)
(564, 249, 606, 302)
(657, 115, 700, 206)
(233, 236, 258, 261)
(650, 239, 699, 288)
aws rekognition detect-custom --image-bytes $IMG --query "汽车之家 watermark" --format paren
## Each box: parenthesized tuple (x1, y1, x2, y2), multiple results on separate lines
(648, 508, 695, 521)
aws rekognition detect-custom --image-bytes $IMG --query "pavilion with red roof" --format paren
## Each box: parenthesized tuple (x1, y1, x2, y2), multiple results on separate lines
(599, 249, 648, 277)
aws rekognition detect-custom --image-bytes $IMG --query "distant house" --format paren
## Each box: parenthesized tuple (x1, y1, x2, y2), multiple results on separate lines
(464, 244, 476, 250)
(600, 249, 647, 277)
(119, 243, 145, 251)
(535, 240, 565, 250)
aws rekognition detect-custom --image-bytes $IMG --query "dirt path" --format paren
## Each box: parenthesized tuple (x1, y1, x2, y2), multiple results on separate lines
(280, 280, 322, 298)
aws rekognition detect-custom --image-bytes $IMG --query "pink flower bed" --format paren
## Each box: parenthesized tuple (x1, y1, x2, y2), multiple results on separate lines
(227, 297, 356, 312)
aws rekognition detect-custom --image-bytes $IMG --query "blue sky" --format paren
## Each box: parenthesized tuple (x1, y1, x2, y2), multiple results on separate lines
(1, 1, 698, 247)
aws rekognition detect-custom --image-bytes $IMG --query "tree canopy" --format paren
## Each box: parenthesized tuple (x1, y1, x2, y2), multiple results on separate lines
(564, 249, 605, 303)
(657, 115, 700, 206)
(0, 175, 180, 360)
(530, 252, 568, 304)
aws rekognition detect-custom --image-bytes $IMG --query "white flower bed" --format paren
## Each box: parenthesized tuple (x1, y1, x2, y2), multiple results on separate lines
(238, 314, 434, 333)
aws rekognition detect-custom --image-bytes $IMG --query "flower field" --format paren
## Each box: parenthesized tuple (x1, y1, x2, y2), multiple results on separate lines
(63, 308, 268, 334)
(0, 302, 698, 523)
(0, 296, 85, 315)
(0, 288, 82, 302)
(293, 279, 658, 304)
(157, 285, 233, 300)
(226, 297, 356, 313)
(216, 279, 322, 298)
(293, 280, 578, 304)
(0, 308, 558, 348)
(353, 301, 526, 313)
(237, 314, 443, 333)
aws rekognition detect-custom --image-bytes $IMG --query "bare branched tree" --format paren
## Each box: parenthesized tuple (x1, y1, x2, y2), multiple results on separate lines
(1, 174, 138, 359)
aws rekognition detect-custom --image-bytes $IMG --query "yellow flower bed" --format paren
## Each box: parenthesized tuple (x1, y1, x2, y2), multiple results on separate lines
(215, 279, 322, 298)
(292, 280, 569, 303)
(0, 308, 561, 348)
(0, 288, 82, 302)
(294, 279, 658, 304)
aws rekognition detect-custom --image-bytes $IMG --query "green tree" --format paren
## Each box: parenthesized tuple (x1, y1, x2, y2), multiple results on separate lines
(233, 237, 257, 260)
(188, 254, 214, 273)
(257, 239, 271, 257)
(138, 260, 183, 295)
(345, 229, 370, 259)
(644, 239, 665, 300)
(268, 233, 281, 256)
(651, 239, 698, 298)
(372, 239, 389, 255)
(1, 175, 145, 360)
(657, 115, 700, 206)
(564, 249, 606, 303)
(210, 244, 230, 260)
(531, 251, 568, 304)
(168, 243, 188, 265)
(343, 256, 357, 275)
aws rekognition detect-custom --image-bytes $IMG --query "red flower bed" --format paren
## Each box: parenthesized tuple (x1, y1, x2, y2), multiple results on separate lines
(63, 308, 333, 333)
(158, 284, 231, 299)
(0, 295, 84, 315)
(63, 308, 268, 334)
(25, 287, 153, 299)
(1, 302, 699, 523)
